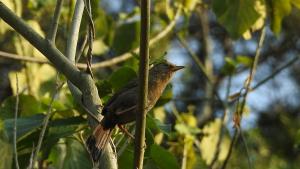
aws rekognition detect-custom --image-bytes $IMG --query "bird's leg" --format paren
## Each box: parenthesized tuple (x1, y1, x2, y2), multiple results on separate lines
(117, 124, 135, 140)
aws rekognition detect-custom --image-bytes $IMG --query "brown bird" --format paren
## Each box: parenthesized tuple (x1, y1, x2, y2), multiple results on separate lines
(86, 61, 184, 161)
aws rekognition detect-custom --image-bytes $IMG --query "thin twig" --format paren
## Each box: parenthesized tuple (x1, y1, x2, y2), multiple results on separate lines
(175, 33, 227, 113)
(28, 143, 35, 169)
(47, 0, 64, 42)
(83, 0, 95, 77)
(13, 73, 20, 169)
(0, 51, 48, 64)
(175, 34, 211, 83)
(0, 7, 181, 69)
(181, 137, 188, 169)
(134, 0, 150, 168)
(220, 130, 239, 169)
(75, 33, 88, 63)
(117, 128, 135, 157)
(30, 76, 64, 169)
(252, 55, 300, 90)
(222, 27, 266, 169)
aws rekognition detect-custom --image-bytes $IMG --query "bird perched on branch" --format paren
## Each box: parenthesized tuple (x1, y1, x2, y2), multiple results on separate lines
(86, 61, 184, 161)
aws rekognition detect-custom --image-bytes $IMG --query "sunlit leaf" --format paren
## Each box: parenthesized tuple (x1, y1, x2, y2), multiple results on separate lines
(269, 0, 292, 35)
(236, 55, 253, 67)
(0, 139, 13, 169)
(292, 0, 300, 8)
(0, 0, 22, 35)
(175, 123, 201, 135)
(200, 119, 229, 164)
(212, 0, 260, 39)
(154, 0, 174, 20)
(92, 39, 109, 55)
(183, 0, 200, 12)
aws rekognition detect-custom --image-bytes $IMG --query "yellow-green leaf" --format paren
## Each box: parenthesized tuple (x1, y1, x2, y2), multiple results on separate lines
(212, 0, 261, 39)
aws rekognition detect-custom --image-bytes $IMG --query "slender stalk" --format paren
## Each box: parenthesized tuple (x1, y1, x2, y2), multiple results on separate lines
(30, 76, 63, 169)
(134, 0, 150, 168)
(47, 0, 64, 42)
(220, 130, 239, 169)
(181, 138, 188, 169)
(222, 27, 266, 169)
(13, 73, 20, 169)
(252, 55, 300, 90)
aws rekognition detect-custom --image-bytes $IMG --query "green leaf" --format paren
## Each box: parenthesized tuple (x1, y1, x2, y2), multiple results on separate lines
(150, 144, 180, 169)
(62, 139, 92, 169)
(221, 57, 236, 75)
(109, 66, 137, 91)
(0, 139, 13, 169)
(118, 148, 134, 169)
(236, 55, 253, 67)
(212, 0, 260, 39)
(96, 80, 113, 98)
(147, 115, 171, 135)
(0, 95, 44, 119)
(112, 21, 140, 54)
(175, 123, 201, 135)
(4, 114, 44, 141)
(269, 0, 292, 34)
(144, 159, 160, 169)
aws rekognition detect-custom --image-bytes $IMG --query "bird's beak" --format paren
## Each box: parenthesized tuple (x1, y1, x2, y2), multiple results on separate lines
(172, 65, 185, 71)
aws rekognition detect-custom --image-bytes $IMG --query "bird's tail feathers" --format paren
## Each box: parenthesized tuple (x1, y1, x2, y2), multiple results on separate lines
(86, 124, 113, 162)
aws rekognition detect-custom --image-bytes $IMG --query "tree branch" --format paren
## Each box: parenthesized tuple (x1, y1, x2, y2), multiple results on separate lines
(64, 1, 117, 168)
(47, 0, 63, 42)
(0, 2, 117, 169)
(134, 0, 150, 168)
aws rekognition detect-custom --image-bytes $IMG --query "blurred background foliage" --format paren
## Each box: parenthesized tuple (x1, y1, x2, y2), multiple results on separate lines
(0, 0, 300, 169)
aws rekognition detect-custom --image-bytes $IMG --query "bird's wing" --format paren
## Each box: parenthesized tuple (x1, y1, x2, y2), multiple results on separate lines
(104, 79, 138, 108)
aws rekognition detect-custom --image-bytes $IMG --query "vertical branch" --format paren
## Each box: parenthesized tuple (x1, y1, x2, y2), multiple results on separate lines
(65, 1, 117, 169)
(13, 73, 20, 169)
(65, 0, 84, 63)
(47, 0, 64, 43)
(134, 0, 150, 168)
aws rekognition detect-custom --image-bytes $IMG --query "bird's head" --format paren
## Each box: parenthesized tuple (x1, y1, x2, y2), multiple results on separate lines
(149, 61, 184, 82)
